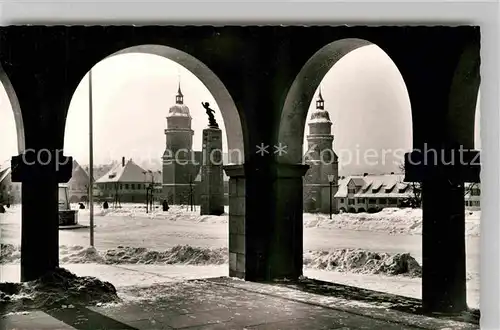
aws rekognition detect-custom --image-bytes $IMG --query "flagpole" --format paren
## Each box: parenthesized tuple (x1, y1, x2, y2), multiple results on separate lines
(88, 70, 95, 247)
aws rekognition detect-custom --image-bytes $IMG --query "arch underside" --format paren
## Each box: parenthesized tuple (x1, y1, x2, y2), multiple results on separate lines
(0, 67, 25, 154)
(108, 45, 245, 164)
(446, 43, 481, 149)
(278, 38, 374, 164)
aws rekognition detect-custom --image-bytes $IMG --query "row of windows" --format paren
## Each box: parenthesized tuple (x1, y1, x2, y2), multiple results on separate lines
(1, 184, 20, 192)
(99, 183, 161, 191)
(348, 187, 408, 195)
(469, 188, 481, 196)
(340, 197, 399, 205)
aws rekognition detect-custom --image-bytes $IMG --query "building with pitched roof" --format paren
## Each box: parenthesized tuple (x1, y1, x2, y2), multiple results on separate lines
(0, 166, 20, 204)
(334, 173, 413, 212)
(67, 159, 91, 203)
(302, 90, 481, 214)
(93, 157, 162, 203)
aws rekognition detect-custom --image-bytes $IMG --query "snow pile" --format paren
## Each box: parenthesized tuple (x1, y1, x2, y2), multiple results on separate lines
(73, 203, 228, 223)
(102, 245, 228, 265)
(2, 244, 228, 265)
(303, 249, 422, 277)
(60, 246, 106, 264)
(0, 268, 119, 312)
(60, 245, 227, 265)
(0, 244, 20, 263)
(304, 208, 480, 236)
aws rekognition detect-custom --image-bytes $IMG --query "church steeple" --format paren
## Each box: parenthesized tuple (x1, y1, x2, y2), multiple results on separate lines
(316, 86, 324, 110)
(176, 79, 184, 104)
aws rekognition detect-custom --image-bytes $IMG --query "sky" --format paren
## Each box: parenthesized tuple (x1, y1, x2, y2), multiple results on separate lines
(0, 45, 481, 175)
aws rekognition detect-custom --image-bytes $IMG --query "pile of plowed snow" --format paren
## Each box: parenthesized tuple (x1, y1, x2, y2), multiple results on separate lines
(73, 204, 229, 223)
(303, 249, 422, 277)
(0, 244, 20, 263)
(99, 245, 228, 265)
(2, 243, 422, 277)
(303, 208, 480, 236)
(1, 244, 228, 265)
(0, 268, 119, 313)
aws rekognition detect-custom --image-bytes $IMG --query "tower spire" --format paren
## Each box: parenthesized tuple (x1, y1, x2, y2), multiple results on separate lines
(176, 74, 184, 104)
(316, 86, 324, 110)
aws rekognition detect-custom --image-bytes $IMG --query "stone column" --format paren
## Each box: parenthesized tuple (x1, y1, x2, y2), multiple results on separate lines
(270, 163, 310, 280)
(200, 127, 224, 216)
(223, 165, 245, 278)
(404, 149, 480, 313)
(11, 151, 73, 282)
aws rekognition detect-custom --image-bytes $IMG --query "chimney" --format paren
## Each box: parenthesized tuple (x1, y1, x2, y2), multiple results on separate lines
(122, 157, 125, 167)
(363, 173, 368, 177)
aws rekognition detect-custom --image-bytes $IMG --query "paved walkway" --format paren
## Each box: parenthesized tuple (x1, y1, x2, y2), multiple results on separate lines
(1, 275, 479, 330)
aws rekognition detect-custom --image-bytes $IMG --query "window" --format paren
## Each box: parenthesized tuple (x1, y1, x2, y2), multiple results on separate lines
(368, 198, 376, 204)
(348, 188, 356, 194)
(471, 188, 481, 196)
(340, 198, 345, 204)
(378, 198, 387, 205)
(357, 198, 365, 204)
(119, 184, 123, 190)
(131, 184, 135, 190)
(348, 198, 355, 205)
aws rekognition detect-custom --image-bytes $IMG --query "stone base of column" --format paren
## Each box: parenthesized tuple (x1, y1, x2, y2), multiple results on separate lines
(422, 179, 467, 313)
(200, 128, 224, 216)
(404, 149, 479, 313)
(269, 163, 310, 280)
(12, 153, 73, 282)
(224, 165, 246, 279)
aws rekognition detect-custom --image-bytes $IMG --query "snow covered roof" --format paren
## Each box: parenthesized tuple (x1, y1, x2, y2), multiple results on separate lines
(69, 160, 90, 184)
(309, 109, 332, 124)
(334, 173, 410, 199)
(350, 177, 366, 187)
(335, 177, 349, 197)
(167, 104, 191, 118)
(0, 167, 11, 185)
(96, 159, 159, 183)
(193, 166, 229, 182)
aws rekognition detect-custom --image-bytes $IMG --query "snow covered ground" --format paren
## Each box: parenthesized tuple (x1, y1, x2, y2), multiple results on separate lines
(0, 204, 481, 309)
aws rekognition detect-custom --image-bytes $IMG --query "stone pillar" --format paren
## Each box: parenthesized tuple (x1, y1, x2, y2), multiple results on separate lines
(270, 163, 310, 280)
(223, 165, 245, 278)
(404, 149, 480, 313)
(11, 152, 73, 282)
(200, 127, 224, 216)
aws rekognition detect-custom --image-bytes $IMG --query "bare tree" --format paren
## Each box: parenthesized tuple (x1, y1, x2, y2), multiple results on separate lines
(113, 182, 121, 208)
(398, 163, 422, 208)
(398, 162, 478, 208)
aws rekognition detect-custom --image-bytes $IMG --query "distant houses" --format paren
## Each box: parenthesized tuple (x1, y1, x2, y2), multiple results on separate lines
(334, 173, 413, 213)
(0, 166, 20, 204)
(93, 157, 162, 204)
(332, 173, 481, 213)
(67, 160, 90, 203)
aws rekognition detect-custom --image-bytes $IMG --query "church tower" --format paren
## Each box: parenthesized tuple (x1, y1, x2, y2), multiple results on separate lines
(303, 87, 339, 213)
(162, 82, 199, 204)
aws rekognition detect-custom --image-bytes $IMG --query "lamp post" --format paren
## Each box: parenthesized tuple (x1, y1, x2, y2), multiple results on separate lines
(188, 173, 194, 212)
(142, 171, 148, 213)
(152, 170, 161, 211)
(147, 170, 154, 213)
(327, 174, 335, 219)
